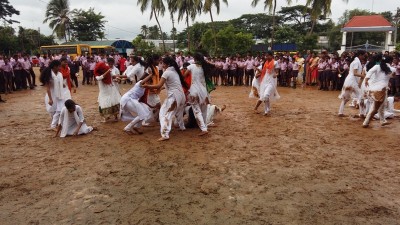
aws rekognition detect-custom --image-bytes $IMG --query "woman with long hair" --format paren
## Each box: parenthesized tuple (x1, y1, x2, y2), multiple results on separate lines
(183, 53, 213, 135)
(362, 56, 396, 128)
(338, 50, 366, 117)
(40, 60, 71, 129)
(252, 51, 280, 116)
(142, 56, 188, 141)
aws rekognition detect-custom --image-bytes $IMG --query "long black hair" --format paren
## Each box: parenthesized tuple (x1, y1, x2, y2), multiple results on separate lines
(133, 56, 147, 67)
(366, 53, 382, 72)
(381, 56, 393, 75)
(40, 60, 61, 85)
(194, 52, 215, 79)
(162, 56, 189, 90)
(351, 50, 366, 63)
(146, 54, 160, 75)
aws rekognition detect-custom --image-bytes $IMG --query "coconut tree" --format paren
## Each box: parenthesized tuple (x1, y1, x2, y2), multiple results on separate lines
(43, 0, 71, 42)
(137, 0, 166, 52)
(203, 0, 228, 54)
(251, 0, 292, 48)
(141, 25, 149, 38)
(167, 0, 177, 52)
(306, 0, 348, 35)
(170, 0, 203, 52)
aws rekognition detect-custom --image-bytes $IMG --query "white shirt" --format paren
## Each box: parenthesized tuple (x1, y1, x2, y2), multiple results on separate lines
(366, 64, 395, 92)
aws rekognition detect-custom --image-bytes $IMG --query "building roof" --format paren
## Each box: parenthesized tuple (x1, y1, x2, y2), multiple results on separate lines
(342, 15, 395, 32)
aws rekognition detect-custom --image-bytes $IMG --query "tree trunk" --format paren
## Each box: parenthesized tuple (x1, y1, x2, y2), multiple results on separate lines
(186, 10, 190, 52)
(154, 9, 166, 53)
(210, 11, 218, 55)
(309, 19, 316, 35)
(270, 0, 277, 49)
(172, 14, 176, 53)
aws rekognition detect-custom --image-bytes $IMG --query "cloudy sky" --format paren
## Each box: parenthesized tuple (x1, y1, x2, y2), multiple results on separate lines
(9, 0, 400, 41)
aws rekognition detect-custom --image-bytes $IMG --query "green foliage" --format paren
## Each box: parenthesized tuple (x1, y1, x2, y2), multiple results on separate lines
(274, 25, 299, 43)
(396, 43, 400, 51)
(43, 0, 71, 41)
(201, 25, 254, 56)
(230, 14, 275, 39)
(297, 34, 318, 52)
(0, 26, 55, 55)
(132, 36, 157, 58)
(70, 8, 106, 41)
(0, 0, 20, 24)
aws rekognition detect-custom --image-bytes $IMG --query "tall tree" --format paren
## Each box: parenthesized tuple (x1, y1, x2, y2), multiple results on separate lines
(137, 0, 166, 52)
(251, 0, 292, 48)
(0, 0, 20, 24)
(203, 0, 228, 54)
(141, 25, 149, 38)
(171, 0, 203, 52)
(305, 0, 348, 35)
(167, 0, 177, 52)
(70, 8, 106, 41)
(43, 0, 71, 42)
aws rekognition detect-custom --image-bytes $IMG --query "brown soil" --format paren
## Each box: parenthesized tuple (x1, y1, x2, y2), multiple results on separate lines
(1, 69, 400, 225)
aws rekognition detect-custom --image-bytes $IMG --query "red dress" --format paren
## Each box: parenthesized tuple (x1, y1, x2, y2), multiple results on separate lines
(60, 66, 72, 91)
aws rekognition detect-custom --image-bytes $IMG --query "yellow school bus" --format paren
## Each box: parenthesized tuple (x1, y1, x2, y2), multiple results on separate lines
(90, 46, 116, 55)
(40, 44, 91, 57)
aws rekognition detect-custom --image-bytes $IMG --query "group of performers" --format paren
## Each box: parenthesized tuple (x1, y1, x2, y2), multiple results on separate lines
(39, 49, 399, 140)
(42, 52, 225, 141)
(338, 50, 398, 128)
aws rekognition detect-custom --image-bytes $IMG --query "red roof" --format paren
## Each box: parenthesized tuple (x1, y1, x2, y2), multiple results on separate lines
(344, 15, 393, 28)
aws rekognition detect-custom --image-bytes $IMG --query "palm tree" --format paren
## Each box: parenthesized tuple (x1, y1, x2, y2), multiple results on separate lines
(305, 0, 348, 35)
(251, 0, 292, 48)
(43, 0, 71, 42)
(137, 0, 166, 52)
(141, 25, 149, 38)
(171, 0, 203, 52)
(167, 0, 177, 52)
(203, 0, 228, 55)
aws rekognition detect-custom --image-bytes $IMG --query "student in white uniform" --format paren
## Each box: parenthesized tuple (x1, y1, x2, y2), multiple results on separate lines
(142, 56, 188, 141)
(55, 99, 94, 137)
(338, 50, 366, 117)
(362, 56, 396, 128)
(184, 53, 212, 136)
(40, 60, 71, 129)
(120, 74, 153, 134)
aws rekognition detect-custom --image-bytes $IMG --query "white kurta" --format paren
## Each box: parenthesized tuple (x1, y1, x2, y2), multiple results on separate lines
(120, 81, 151, 122)
(58, 105, 93, 137)
(365, 64, 395, 92)
(186, 64, 208, 105)
(45, 70, 70, 114)
(159, 67, 186, 138)
(96, 67, 121, 116)
(259, 63, 280, 102)
(339, 57, 362, 99)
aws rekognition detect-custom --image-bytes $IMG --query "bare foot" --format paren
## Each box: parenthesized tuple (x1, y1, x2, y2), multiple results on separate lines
(263, 112, 271, 117)
(221, 105, 226, 111)
(362, 124, 369, 128)
(381, 121, 391, 126)
(253, 109, 260, 114)
(124, 129, 134, 135)
(92, 126, 98, 131)
(338, 114, 345, 117)
(198, 131, 209, 136)
(46, 127, 57, 132)
(158, 137, 169, 141)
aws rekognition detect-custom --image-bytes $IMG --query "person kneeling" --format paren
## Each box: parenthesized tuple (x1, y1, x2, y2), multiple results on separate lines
(55, 99, 94, 137)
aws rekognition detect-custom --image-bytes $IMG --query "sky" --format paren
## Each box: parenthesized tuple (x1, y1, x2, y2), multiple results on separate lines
(9, 0, 400, 41)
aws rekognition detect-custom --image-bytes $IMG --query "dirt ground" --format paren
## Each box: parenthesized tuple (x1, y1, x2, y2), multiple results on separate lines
(1, 68, 400, 225)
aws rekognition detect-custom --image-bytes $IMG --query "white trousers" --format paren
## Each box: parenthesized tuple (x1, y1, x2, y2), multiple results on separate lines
(123, 101, 144, 131)
(50, 111, 61, 129)
(191, 103, 208, 132)
(159, 97, 185, 139)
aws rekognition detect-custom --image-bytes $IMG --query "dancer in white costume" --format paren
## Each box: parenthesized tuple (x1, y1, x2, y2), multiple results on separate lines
(362, 56, 396, 128)
(120, 56, 146, 84)
(40, 60, 71, 129)
(338, 50, 366, 117)
(251, 51, 280, 116)
(184, 53, 213, 135)
(142, 56, 188, 141)
(94, 58, 121, 122)
(120, 75, 153, 134)
(55, 99, 94, 137)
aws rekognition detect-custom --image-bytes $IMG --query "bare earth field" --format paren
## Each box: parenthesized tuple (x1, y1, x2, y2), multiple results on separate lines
(1, 69, 400, 225)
